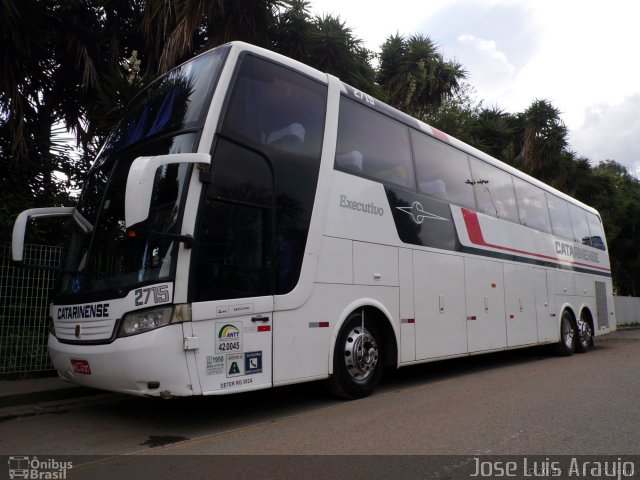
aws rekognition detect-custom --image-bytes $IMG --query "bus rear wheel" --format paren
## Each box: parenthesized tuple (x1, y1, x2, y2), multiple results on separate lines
(575, 314, 593, 353)
(554, 311, 576, 356)
(328, 312, 384, 399)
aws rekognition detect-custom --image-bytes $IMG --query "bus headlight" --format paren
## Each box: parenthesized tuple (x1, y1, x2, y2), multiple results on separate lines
(118, 306, 174, 337)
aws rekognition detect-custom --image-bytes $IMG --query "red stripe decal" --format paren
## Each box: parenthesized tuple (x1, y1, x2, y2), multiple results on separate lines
(431, 127, 449, 143)
(461, 208, 610, 273)
(258, 325, 271, 332)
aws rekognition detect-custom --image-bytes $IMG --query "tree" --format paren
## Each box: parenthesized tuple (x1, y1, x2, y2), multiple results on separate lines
(470, 106, 518, 164)
(142, 0, 282, 73)
(305, 14, 376, 92)
(517, 99, 568, 176)
(273, 0, 314, 62)
(378, 34, 466, 117)
(589, 161, 640, 295)
(0, 0, 147, 240)
(425, 82, 481, 145)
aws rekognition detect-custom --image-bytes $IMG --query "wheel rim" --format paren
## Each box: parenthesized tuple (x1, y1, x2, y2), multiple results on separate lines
(344, 325, 379, 381)
(562, 316, 574, 349)
(579, 318, 593, 346)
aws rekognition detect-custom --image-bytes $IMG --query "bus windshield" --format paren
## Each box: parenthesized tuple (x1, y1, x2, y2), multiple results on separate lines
(57, 47, 228, 300)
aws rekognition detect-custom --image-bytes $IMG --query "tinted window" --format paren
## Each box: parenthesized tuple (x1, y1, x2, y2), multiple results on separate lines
(60, 133, 196, 298)
(219, 56, 327, 295)
(223, 54, 325, 158)
(469, 157, 518, 222)
(195, 200, 272, 301)
(194, 140, 273, 301)
(569, 204, 592, 246)
(512, 177, 552, 233)
(546, 194, 573, 240)
(411, 130, 476, 209)
(100, 48, 227, 159)
(335, 98, 415, 190)
(587, 213, 606, 250)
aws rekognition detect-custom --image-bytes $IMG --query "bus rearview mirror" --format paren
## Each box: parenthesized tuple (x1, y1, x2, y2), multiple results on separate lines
(125, 153, 211, 228)
(12, 207, 75, 262)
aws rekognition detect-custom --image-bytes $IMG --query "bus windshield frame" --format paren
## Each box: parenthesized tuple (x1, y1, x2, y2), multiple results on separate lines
(56, 46, 229, 303)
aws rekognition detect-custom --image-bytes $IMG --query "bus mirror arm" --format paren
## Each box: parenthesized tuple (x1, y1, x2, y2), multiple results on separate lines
(127, 228, 195, 249)
(12, 207, 75, 262)
(155, 232, 194, 249)
(125, 153, 211, 228)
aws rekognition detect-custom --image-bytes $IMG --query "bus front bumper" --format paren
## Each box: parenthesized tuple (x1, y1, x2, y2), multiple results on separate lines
(48, 324, 194, 397)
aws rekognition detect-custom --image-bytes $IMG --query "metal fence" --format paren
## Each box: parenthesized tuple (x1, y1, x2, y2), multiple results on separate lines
(0, 241, 62, 374)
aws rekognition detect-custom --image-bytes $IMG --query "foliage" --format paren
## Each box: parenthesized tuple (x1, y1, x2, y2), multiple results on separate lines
(378, 34, 466, 117)
(1, 0, 639, 294)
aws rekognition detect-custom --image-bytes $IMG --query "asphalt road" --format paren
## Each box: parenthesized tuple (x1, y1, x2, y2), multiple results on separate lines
(1, 329, 639, 479)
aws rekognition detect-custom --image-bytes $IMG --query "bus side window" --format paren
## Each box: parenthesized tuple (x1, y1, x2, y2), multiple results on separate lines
(410, 130, 476, 210)
(469, 157, 518, 223)
(335, 151, 363, 173)
(568, 204, 592, 246)
(587, 212, 606, 250)
(222, 54, 325, 159)
(513, 177, 552, 234)
(335, 97, 415, 190)
(220, 54, 327, 296)
(546, 193, 574, 241)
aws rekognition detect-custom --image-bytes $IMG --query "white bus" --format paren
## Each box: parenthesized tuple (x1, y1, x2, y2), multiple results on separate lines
(13, 42, 615, 399)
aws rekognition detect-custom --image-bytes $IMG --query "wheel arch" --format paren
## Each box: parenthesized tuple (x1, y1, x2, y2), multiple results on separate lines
(328, 299, 399, 374)
(557, 303, 578, 331)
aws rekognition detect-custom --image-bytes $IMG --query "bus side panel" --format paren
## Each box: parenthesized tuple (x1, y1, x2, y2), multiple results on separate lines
(399, 248, 416, 363)
(465, 257, 507, 352)
(536, 269, 556, 343)
(504, 264, 539, 346)
(272, 284, 399, 385)
(414, 251, 467, 360)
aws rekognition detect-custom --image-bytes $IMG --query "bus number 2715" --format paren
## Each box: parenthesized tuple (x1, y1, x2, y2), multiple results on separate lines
(134, 285, 170, 306)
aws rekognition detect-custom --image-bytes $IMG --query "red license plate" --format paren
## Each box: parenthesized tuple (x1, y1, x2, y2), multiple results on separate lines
(71, 359, 92, 375)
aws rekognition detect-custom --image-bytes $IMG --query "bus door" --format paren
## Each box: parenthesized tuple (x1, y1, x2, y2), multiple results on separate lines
(190, 138, 275, 393)
(191, 296, 273, 394)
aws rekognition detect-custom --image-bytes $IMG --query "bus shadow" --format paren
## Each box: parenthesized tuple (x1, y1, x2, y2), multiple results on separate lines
(82, 342, 609, 446)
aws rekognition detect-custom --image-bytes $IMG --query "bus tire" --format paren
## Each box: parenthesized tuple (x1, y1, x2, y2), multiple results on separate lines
(554, 311, 576, 356)
(328, 311, 384, 399)
(575, 313, 593, 353)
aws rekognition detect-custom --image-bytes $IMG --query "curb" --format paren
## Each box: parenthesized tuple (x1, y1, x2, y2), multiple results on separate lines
(0, 390, 122, 421)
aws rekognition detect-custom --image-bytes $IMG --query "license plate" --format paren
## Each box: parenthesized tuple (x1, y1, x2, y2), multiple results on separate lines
(71, 359, 92, 375)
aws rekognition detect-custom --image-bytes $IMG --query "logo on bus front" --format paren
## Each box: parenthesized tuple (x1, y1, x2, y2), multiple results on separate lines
(216, 322, 242, 353)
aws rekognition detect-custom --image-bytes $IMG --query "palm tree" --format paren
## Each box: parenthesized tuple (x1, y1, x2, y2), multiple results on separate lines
(143, 0, 282, 73)
(272, 0, 313, 62)
(0, 0, 148, 238)
(471, 106, 518, 163)
(306, 14, 376, 92)
(378, 34, 466, 117)
(517, 99, 568, 175)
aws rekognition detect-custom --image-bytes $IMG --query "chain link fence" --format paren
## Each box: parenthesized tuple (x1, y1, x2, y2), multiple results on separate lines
(0, 241, 62, 374)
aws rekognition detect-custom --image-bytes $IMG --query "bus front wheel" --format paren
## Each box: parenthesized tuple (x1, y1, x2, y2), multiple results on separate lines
(328, 312, 384, 399)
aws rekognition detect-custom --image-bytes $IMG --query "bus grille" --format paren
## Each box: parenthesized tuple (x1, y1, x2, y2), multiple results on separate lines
(54, 318, 116, 342)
